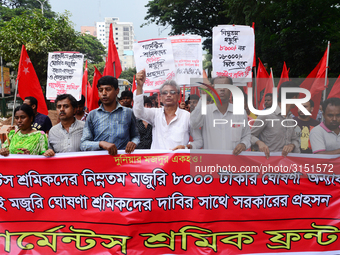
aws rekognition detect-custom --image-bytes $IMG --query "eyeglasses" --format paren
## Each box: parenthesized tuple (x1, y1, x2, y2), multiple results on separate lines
(161, 90, 178, 95)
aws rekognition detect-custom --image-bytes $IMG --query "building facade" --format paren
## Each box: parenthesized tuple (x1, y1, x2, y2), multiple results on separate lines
(97, 18, 135, 70)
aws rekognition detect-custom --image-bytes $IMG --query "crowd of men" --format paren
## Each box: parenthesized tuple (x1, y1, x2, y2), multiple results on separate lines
(4, 71, 340, 157)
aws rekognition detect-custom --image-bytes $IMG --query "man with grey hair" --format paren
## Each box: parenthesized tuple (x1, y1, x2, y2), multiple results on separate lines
(134, 69, 191, 149)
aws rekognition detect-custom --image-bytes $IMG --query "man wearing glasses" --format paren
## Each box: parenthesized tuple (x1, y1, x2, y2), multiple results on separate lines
(134, 69, 191, 150)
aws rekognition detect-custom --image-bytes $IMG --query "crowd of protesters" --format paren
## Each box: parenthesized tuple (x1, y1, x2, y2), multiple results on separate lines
(1, 72, 340, 157)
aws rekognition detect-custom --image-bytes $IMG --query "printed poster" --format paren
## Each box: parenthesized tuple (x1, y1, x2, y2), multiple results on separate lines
(134, 39, 176, 92)
(46, 52, 84, 100)
(212, 25, 254, 85)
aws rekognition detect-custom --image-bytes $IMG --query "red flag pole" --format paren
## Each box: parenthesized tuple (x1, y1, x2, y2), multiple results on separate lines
(254, 66, 258, 109)
(113, 62, 116, 78)
(85, 82, 88, 108)
(270, 68, 275, 87)
(324, 41, 330, 101)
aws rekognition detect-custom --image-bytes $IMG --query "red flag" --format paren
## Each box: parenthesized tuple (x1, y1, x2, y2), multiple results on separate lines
(328, 75, 340, 99)
(17, 45, 48, 115)
(291, 47, 329, 118)
(132, 75, 137, 93)
(86, 81, 91, 108)
(307, 47, 328, 119)
(81, 60, 88, 96)
(103, 23, 122, 78)
(258, 71, 274, 110)
(88, 66, 102, 112)
(310, 48, 329, 96)
(252, 23, 256, 68)
(277, 61, 289, 90)
(256, 58, 269, 104)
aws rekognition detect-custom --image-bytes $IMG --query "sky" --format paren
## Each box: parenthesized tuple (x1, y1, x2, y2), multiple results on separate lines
(48, 0, 171, 41)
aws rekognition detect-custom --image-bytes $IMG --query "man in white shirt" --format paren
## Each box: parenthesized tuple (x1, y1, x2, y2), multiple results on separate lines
(190, 76, 251, 155)
(134, 69, 190, 150)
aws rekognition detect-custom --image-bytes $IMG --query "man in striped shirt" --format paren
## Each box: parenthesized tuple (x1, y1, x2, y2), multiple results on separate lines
(45, 94, 85, 156)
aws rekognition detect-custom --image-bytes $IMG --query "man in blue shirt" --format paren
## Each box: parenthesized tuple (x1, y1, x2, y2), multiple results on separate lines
(80, 76, 139, 155)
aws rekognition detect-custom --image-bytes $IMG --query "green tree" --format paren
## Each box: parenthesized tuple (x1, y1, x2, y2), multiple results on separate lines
(76, 34, 105, 63)
(0, 0, 55, 25)
(144, 0, 340, 77)
(203, 53, 212, 78)
(0, 11, 79, 88)
(119, 67, 136, 84)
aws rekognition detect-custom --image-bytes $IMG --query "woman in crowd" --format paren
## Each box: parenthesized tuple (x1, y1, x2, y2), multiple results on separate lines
(0, 104, 48, 156)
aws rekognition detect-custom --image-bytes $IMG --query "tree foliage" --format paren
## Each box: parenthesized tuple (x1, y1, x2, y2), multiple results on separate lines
(144, 0, 340, 77)
(0, 11, 78, 87)
(0, 0, 55, 25)
(0, 8, 107, 90)
(119, 67, 136, 84)
(76, 34, 105, 63)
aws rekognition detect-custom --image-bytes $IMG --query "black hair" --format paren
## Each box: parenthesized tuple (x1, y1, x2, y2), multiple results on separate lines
(265, 93, 273, 98)
(309, 99, 314, 108)
(144, 97, 152, 106)
(278, 81, 299, 102)
(121, 90, 133, 99)
(97, 75, 118, 89)
(55, 94, 78, 109)
(14, 104, 35, 123)
(24, 96, 38, 108)
(322, 97, 340, 113)
(189, 94, 200, 101)
(78, 95, 86, 105)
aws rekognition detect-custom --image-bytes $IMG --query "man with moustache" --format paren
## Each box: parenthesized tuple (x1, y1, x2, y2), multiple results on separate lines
(293, 99, 319, 153)
(264, 93, 273, 109)
(81, 76, 139, 155)
(190, 76, 250, 154)
(310, 97, 340, 154)
(134, 69, 190, 150)
(251, 81, 300, 158)
(45, 94, 85, 156)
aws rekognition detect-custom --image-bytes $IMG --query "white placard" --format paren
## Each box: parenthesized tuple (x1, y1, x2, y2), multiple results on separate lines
(46, 52, 84, 100)
(212, 25, 254, 85)
(133, 39, 176, 91)
(170, 35, 203, 85)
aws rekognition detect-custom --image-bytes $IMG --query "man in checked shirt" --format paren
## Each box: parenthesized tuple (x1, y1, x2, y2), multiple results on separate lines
(80, 76, 140, 155)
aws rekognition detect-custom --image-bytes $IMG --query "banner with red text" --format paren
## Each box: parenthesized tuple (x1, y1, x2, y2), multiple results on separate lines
(0, 150, 339, 254)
